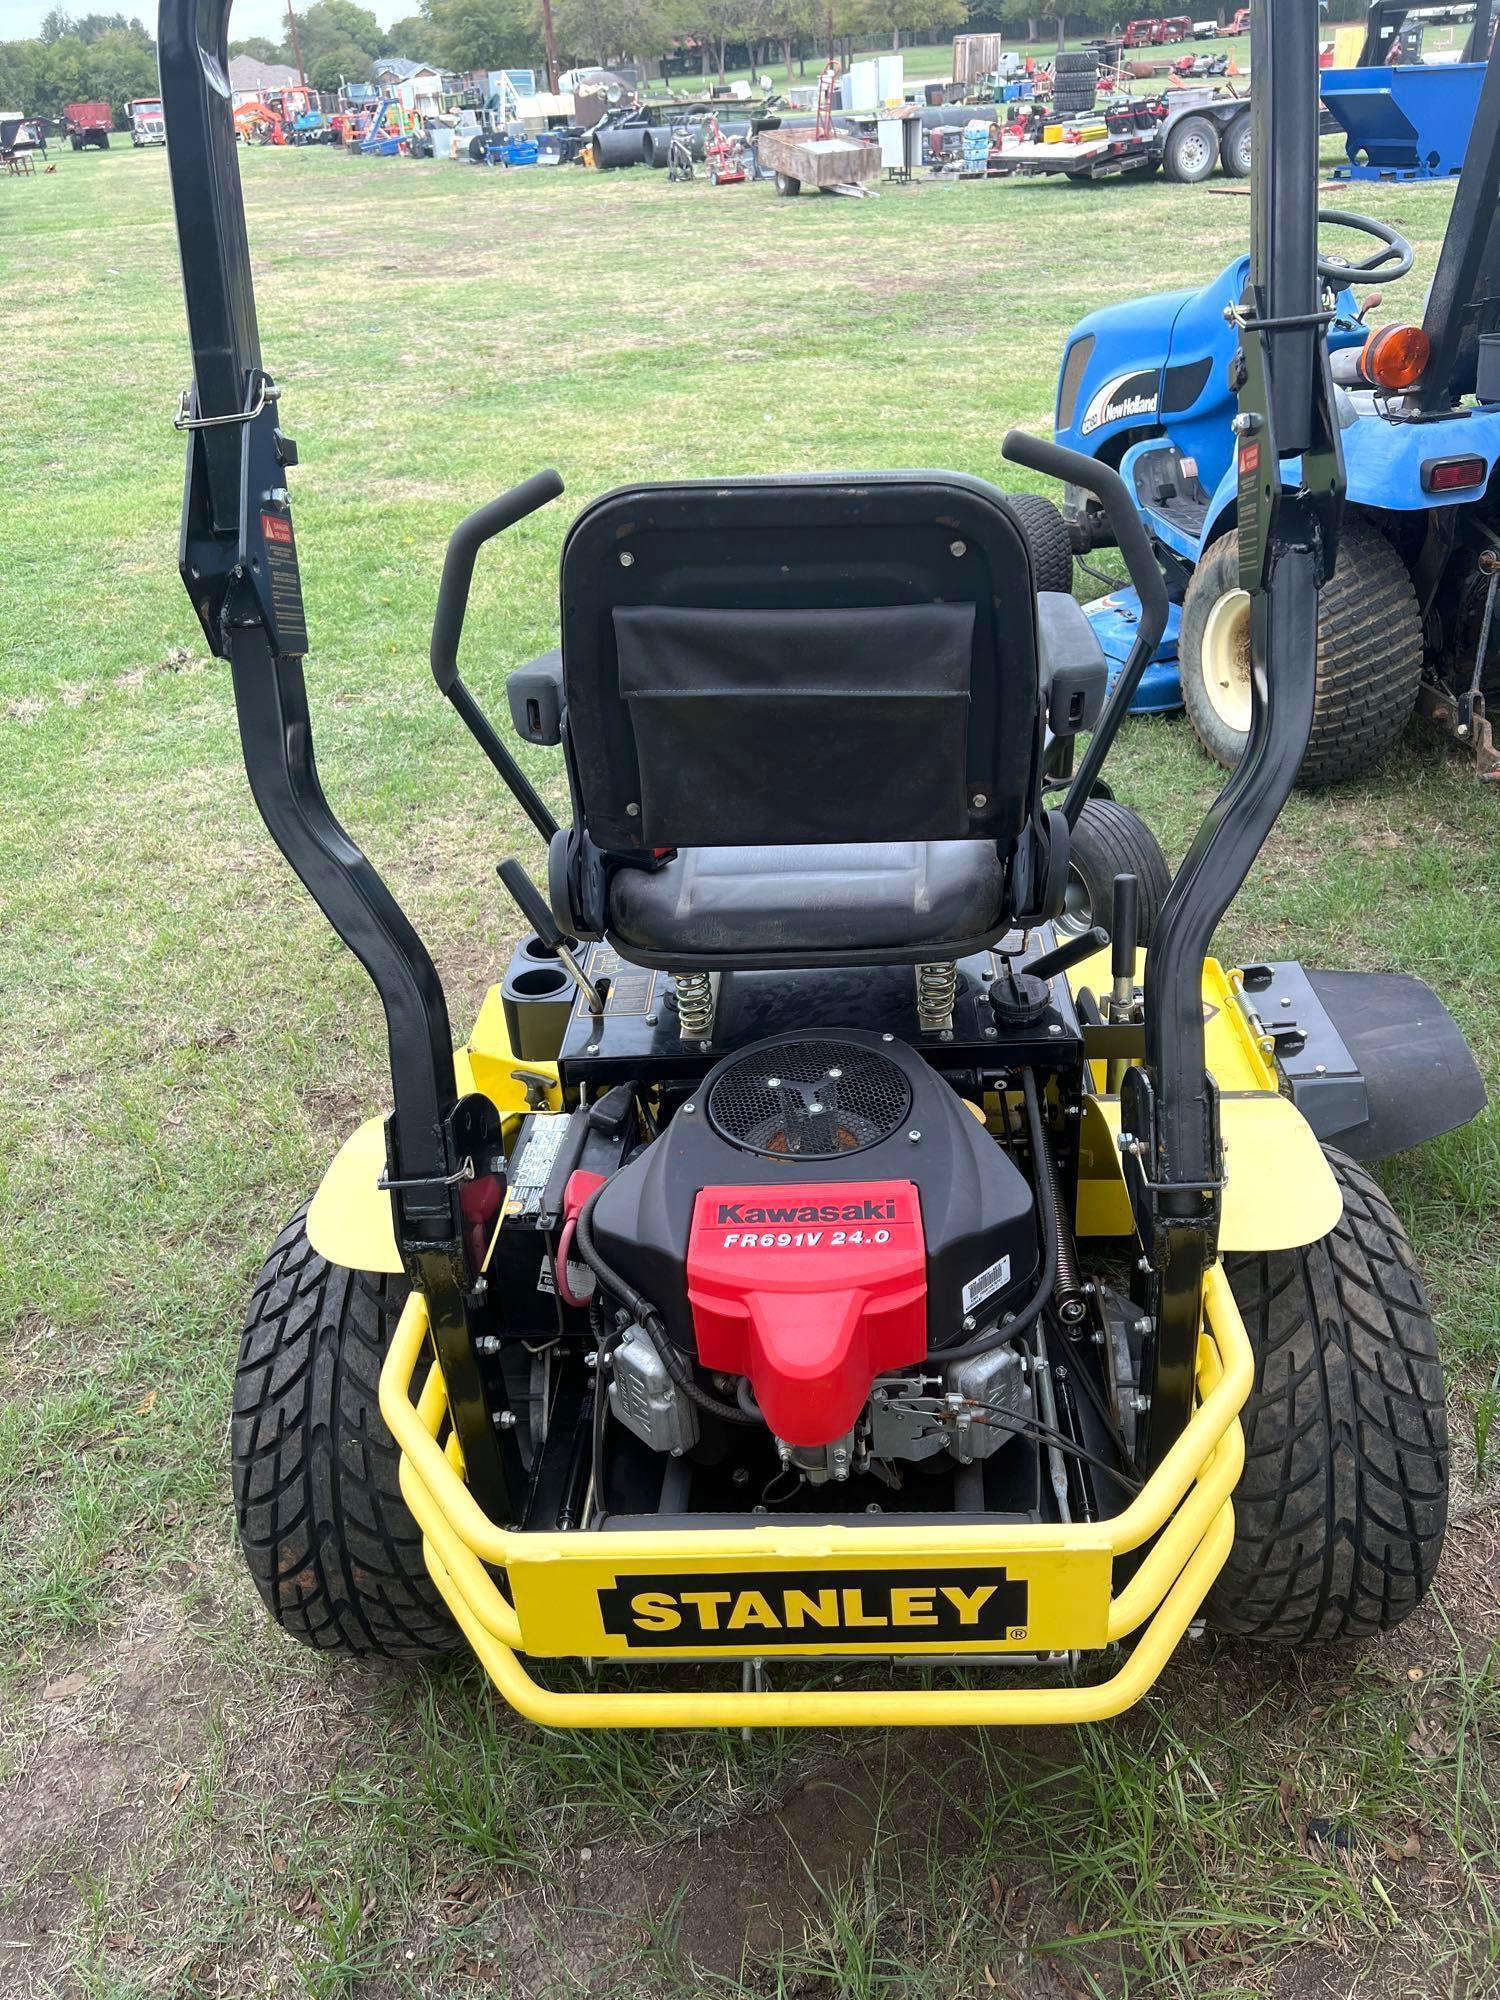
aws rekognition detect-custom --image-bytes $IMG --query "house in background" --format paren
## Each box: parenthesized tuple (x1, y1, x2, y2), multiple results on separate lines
(228, 55, 303, 112)
(371, 57, 450, 119)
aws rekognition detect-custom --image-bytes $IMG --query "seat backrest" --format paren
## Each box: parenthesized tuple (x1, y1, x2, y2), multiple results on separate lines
(557, 473, 1042, 856)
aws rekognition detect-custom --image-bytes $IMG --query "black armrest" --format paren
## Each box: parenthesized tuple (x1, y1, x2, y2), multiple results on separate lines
(508, 648, 564, 745)
(1037, 592, 1107, 736)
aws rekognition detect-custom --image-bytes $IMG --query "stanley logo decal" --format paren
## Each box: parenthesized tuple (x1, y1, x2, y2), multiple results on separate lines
(596, 1568, 1029, 1648)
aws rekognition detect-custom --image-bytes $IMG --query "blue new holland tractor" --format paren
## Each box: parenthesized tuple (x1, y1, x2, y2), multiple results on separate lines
(1047, 42, 1500, 786)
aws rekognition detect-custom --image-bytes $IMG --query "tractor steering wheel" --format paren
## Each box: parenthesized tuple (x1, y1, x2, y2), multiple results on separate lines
(1316, 208, 1415, 289)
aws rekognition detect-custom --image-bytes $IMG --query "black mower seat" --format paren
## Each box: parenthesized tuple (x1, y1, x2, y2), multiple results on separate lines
(537, 472, 1085, 969)
(606, 841, 1006, 958)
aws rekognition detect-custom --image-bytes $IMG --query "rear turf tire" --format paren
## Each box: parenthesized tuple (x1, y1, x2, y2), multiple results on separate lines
(775, 169, 800, 195)
(231, 1206, 456, 1659)
(1009, 491, 1075, 596)
(1207, 1150, 1447, 1644)
(1061, 797, 1171, 943)
(1179, 524, 1423, 787)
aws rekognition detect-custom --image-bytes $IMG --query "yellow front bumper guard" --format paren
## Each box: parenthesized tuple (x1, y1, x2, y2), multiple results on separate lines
(379, 1265, 1253, 1729)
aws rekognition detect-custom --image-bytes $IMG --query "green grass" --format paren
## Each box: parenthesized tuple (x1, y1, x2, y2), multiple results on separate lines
(1, 141, 1496, 2000)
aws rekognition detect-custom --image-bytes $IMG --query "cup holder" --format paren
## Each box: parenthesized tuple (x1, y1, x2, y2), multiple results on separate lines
(522, 935, 562, 962)
(512, 966, 570, 999)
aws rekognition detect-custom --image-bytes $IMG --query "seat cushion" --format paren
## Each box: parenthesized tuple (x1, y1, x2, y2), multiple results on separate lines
(606, 842, 1006, 958)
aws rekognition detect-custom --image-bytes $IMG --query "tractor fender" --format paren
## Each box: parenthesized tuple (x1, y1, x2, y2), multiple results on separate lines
(1198, 459, 1241, 555)
(1193, 402, 1500, 560)
(306, 984, 562, 1275)
(1075, 1093, 1343, 1250)
(1342, 407, 1500, 513)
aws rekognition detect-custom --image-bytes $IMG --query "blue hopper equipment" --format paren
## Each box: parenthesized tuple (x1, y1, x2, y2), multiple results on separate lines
(1320, 61, 1489, 180)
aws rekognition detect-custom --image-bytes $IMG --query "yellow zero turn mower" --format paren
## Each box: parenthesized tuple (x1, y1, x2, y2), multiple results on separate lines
(160, 0, 1484, 1729)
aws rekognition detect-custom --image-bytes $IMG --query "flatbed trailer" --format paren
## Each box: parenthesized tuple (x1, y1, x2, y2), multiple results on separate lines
(991, 91, 1249, 183)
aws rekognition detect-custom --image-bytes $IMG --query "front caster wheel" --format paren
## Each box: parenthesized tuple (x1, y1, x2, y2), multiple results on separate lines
(231, 1206, 457, 1659)
(1207, 1150, 1448, 1645)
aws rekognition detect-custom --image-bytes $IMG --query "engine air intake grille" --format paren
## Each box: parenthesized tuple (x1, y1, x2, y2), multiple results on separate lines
(707, 1039, 912, 1159)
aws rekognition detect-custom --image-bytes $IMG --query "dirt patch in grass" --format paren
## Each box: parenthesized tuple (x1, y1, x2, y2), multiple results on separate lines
(0, 1574, 218, 1994)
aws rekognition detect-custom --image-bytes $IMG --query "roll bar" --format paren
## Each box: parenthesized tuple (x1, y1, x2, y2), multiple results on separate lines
(158, 0, 1341, 1486)
(1415, 47, 1500, 412)
(1129, 0, 1343, 1462)
(158, 0, 517, 1517)
(1018, 4, 1342, 1464)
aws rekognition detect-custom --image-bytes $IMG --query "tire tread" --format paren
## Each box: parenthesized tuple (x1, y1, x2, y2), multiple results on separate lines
(1206, 1151, 1447, 1644)
(1008, 492, 1076, 596)
(1067, 797, 1172, 944)
(231, 1206, 456, 1659)
(1180, 524, 1422, 787)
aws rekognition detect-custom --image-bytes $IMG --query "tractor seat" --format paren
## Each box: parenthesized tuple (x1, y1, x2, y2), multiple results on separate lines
(606, 841, 1006, 958)
(521, 473, 1100, 971)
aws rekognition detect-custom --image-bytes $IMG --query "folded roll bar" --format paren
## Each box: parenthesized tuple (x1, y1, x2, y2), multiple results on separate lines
(158, 0, 516, 1516)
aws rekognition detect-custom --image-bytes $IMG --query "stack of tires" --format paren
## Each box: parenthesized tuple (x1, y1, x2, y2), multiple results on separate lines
(1051, 50, 1098, 119)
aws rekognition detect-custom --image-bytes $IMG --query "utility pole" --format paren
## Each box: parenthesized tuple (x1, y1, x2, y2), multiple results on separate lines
(285, 2, 306, 87)
(539, 0, 561, 92)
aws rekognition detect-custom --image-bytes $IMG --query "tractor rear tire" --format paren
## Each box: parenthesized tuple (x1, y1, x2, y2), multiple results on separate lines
(775, 169, 800, 195)
(1161, 113, 1218, 182)
(1061, 797, 1171, 942)
(231, 1206, 457, 1660)
(1053, 90, 1097, 115)
(1054, 50, 1097, 75)
(1179, 524, 1422, 787)
(1207, 1150, 1447, 1644)
(1009, 491, 1075, 596)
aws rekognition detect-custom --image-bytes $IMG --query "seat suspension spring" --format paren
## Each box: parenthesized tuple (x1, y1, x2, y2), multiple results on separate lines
(674, 969, 716, 1040)
(915, 961, 958, 1035)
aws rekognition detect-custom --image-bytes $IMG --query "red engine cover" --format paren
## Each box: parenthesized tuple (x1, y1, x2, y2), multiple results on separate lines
(687, 1181, 927, 1446)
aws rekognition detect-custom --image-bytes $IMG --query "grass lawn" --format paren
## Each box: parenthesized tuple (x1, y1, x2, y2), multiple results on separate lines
(1, 139, 1497, 2000)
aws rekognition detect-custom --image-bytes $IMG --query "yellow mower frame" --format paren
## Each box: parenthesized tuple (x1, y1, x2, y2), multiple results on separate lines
(310, 948, 1340, 1729)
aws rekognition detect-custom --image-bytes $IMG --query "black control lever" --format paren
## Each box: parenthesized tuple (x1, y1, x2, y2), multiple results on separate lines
(497, 857, 604, 1016)
(1001, 431, 1170, 830)
(1109, 874, 1139, 1021)
(431, 470, 565, 844)
(1026, 924, 1110, 986)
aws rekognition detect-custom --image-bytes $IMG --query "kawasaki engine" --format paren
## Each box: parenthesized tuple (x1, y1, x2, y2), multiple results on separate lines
(586, 1033, 1040, 1484)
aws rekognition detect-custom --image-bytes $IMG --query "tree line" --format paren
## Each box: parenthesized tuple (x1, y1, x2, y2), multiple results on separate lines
(5, 0, 1355, 120)
(0, 11, 160, 119)
(230, 0, 981, 91)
